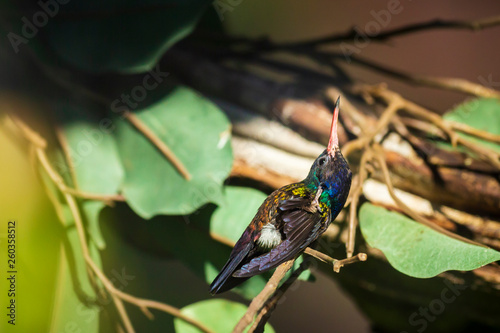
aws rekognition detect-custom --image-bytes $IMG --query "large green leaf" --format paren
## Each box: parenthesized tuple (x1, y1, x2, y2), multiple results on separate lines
(359, 203, 500, 278)
(53, 102, 124, 249)
(174, 299, 275, 333)
(116, 86, 232, 218)
(443, 98, 500, 153)
(40, 1, 212, 73)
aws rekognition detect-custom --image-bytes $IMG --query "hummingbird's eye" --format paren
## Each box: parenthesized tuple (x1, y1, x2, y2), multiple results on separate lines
(318, 156, 327, 166)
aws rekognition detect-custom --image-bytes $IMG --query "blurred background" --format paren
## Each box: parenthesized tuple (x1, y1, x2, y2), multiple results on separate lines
(0, 1, 499, 332)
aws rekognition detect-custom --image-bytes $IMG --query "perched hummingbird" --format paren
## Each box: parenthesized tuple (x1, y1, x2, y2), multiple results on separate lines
(210, 97, 352, 294)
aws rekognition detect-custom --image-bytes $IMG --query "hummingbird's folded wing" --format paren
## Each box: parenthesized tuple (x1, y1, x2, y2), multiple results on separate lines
(209, 227, 255, 294)
(233, 195, 328, 277)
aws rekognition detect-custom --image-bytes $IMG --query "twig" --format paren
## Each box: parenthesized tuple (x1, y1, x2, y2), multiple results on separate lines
(333, 253, 368, 273)
(346, 150, 371, 258)
(304, 248, 367, 273)
(282, 15, 500, 48)
(232, 260, 295, 333)
(340, 95, 403, 158)
(449, 121, 500, 144)
(63, 188, 126, 204)
(123, 111, 192, 180)
(304, 247, 335, 264)
(199, 16, 500, 51)
(338, 54, 500, 98)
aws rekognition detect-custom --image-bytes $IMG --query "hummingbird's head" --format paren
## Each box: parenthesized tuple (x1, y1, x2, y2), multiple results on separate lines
(306, 96, 351, 196)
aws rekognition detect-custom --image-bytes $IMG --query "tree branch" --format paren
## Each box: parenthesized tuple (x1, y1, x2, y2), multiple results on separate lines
(233, 260, 295, 333)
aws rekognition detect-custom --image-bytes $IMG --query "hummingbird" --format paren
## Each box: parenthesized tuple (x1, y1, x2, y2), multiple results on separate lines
(210, 97, 352, 294)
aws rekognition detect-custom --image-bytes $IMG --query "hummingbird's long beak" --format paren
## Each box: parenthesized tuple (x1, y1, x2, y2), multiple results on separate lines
(327, 96, 340, 156)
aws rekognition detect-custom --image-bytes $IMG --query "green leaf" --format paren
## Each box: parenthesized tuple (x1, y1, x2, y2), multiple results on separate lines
(443, 98, 500, 153)
(116, 86, 232, 218)
(53, 102, 124, 249)
(208, 186, 268, 243)
(359, 203, 500, 278)
(42, 1, 212, 73)
(174, 299, 275, 333)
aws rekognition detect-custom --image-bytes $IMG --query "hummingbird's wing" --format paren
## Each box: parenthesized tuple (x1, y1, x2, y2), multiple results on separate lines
(233, 194, 328, 278)
(209, 227, 255, 294)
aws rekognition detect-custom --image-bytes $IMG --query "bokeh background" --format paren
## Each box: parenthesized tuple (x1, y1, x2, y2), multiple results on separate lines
(1, 1, 499, 332)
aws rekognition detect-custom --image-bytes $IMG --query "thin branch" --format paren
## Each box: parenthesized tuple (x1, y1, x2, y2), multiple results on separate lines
(346, 150, 371, 258)
(10, 115, 47, 148)
(111, 295, 135, 333)
(123, 111, 192, 180)
(63, 188, 126, 204)
(340, 94, 402, 157)
(333, 253, 368, 273)
(449, 121, 500, 144)
(198, 15, 500, 50)
(233, 260, 295, 333)
(304, 248, 367, 273)
(338, 54, 500, 98)
(304, 247, 335, 264)
(283, 15, 500, 48)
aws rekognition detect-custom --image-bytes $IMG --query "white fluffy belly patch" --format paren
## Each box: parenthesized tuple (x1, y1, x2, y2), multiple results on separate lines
(257, 224, 282, 249)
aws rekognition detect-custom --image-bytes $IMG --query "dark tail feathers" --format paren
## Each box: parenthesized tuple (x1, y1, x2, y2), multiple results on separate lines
(210, 242, 253, 294)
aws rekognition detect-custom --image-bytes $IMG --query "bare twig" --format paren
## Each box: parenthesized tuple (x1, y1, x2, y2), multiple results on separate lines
(449, 121, 500, 144)
(284, 15, 500, 48)
(233, 260, 295, 333)
(123, 111, 192, 180)
(199, 15, 500, 51)
(339, 54, 500, 98)
(304, 248, 367, 273)
(346, 150, 371, 258)
(333, 253, 368, 273)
